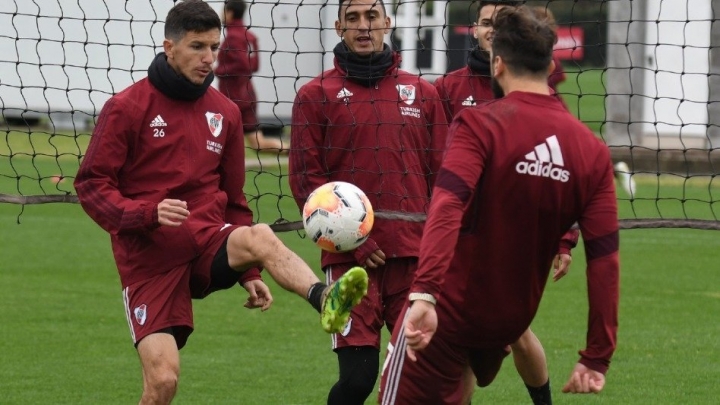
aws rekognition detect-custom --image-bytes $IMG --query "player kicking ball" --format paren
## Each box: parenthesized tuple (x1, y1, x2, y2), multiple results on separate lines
(73, 1, 368, 403)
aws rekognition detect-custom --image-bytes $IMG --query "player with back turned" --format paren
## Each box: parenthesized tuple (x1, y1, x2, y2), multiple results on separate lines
(435, 3, 579, 404)
(379, 5, 620, 404)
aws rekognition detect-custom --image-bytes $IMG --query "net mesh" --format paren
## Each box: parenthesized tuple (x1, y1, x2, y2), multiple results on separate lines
(0, 0, 718, 230)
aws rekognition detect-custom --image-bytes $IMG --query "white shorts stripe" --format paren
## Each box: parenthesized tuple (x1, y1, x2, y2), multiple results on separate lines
(381, 310, 409, 405)
(122, 287, 136, 343)
(325, 267, 338, 350)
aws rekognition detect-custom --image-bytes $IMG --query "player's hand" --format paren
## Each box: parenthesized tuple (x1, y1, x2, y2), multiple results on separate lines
(552, 253, 572, 282)
(242, 279, 273, 311)
(562, 363, 606, 393)
(404, 300, 437, 361)
(365, 249, 386, 269)
(157, 199, 189, 226)
(353, 238, 385, 268)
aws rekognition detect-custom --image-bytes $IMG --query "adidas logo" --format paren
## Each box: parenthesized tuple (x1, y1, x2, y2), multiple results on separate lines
(461, 95, 476, 106)
(336, 87, 353, 99)
(515, 135, 570, 182)
(150, 115, 167, 127)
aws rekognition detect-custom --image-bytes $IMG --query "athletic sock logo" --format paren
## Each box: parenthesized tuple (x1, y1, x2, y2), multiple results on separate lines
(516, 135, 570, 182)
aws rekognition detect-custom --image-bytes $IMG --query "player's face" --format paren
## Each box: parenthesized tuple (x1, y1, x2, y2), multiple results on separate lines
(474, 5, 505, 52)
(164, 29, 220, 85)
(336, 0, 391, 57)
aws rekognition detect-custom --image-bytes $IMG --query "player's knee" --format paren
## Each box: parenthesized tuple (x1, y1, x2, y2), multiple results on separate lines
(248, 223, 281, 250)
(230, 224, 279, 256)
(144, 369, 178, 402)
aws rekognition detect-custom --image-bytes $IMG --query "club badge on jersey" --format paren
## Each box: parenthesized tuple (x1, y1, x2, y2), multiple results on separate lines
(205, 112, 224, 155)
(397, 84, 421, 118)
(205, 112, 223, 137)
(396, 84, 416, 105)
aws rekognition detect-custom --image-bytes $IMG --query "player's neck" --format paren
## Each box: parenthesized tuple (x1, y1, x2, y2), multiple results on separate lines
(501, 77, 551, 96)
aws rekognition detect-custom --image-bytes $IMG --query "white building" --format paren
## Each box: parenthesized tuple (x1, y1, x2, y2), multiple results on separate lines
(605, 0, 715, 149)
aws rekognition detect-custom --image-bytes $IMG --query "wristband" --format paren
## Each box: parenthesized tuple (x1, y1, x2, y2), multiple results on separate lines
(408, 292, 437, 305)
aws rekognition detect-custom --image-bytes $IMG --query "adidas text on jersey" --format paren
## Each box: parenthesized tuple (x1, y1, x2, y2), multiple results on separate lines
(516, 135, 570, 182)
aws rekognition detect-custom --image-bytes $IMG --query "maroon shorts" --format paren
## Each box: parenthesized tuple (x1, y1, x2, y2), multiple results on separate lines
(379, 303, 511, 404)
(325, 258, 416, 350)
(122, 224, 241, 349)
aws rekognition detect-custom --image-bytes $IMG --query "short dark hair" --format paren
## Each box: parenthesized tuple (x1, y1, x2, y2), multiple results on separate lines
(225, 0, 247, 20)
(165, 0, 221, 41)
(532, 6, 558, 33)
(491, 6, 556, 76)
(476, 0, 523, 20)
(338, 0, 387, 20)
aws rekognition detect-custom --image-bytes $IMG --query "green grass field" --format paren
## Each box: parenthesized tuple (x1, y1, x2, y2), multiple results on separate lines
(2, 151, 720, 404)
(1, 74, 718, 404)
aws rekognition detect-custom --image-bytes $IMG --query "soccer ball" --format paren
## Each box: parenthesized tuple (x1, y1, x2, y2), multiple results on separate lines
(302, 181, 374, 253)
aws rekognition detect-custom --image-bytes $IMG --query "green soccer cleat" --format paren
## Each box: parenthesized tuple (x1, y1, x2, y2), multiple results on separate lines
(321, 267, 369, 333)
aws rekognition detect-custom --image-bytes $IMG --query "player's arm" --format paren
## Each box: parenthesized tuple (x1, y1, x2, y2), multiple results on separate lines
(219, 109, 254, 227)
(553, 226, 580, 281)
(559, 227, 580, 254)
(404, 110, 490, 356)
(249, 34, 259, 73)
(422, 83, 450, 191)
(411, 111, 491, 299)
(574, 147, 620, 376)
(74, 98, 159, 235)
(214, 37, 231, 76)
(433, 76, 454, 124)
(215, 32, 246, 76)
(288, 87, 331, 210)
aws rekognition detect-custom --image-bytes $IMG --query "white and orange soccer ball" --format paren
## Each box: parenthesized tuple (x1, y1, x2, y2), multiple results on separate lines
(302, 181, 374, 253)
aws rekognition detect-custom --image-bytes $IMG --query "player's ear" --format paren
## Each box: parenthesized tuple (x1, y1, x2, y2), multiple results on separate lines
(492, 54, 504, 78)
(335, 20, 343, 38)
(547, 59, 556, 76)
(472, 22, 479, 39)
(163, 39, 174, 58)
(383, 15, 391, 34)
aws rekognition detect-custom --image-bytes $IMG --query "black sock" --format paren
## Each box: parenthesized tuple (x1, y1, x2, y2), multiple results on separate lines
(327, 347, 379, 405)
(526, 380, 552, 405)
(307, 282, 327, 313)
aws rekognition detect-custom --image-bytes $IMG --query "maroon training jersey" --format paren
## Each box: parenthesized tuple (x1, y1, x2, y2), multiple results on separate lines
(412, 91, 619, 373)
(74, 78, 255, 287)
(434, 66, 492, 123)
(289, 53, 448, 268)
(216, 22, 259, 106)
(435, 66, 579, 252)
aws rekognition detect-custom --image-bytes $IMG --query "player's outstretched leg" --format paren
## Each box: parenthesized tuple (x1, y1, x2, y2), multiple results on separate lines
(321, 267, 369, 333)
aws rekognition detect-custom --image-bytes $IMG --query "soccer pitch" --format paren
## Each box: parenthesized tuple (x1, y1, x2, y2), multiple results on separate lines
(1, 157, 720, 404)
